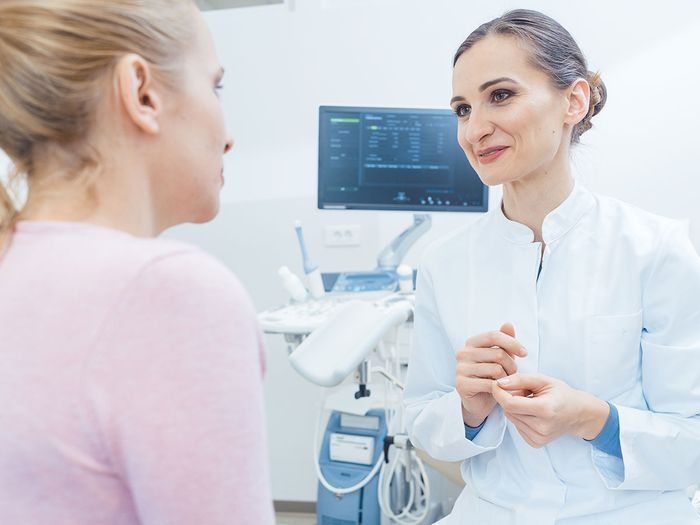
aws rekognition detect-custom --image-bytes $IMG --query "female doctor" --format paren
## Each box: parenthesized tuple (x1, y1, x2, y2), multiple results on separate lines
(404, 9, 700, 525)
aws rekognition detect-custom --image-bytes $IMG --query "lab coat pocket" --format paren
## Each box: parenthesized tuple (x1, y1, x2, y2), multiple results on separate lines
(584, 310, 643, 399)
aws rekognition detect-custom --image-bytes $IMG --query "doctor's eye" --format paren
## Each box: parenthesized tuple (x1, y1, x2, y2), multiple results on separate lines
(454, 104, 471, 118)
(491, 89, 513, 103)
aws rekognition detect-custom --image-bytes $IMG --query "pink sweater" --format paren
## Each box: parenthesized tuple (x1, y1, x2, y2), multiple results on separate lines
(0, 220, 274, 525)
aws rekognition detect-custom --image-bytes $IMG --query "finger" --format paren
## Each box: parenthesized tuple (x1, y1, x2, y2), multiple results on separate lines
(495, 373, 551, 394)
(516, 428, 540, 448)
(463, 348, 518, 376)
(456, 376, 494, 396)
(491, 380, 545, 416)
(499, 322, 515, 338)
(504, 411, 541, 433)
(491, 379, 516, 407)
(457, 362, 509, 381)
(506, 415, 545, 448)
(506, 411, 559, 447)
(456, 338, 524, 365)
(465, 331, 527, 358)
(508, 389, 532, 398)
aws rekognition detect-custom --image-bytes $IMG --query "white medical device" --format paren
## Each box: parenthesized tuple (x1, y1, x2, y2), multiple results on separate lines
(288, 299, 412, 388)
(259, 299, 342, 336)
(261, 292, 437, 524)
(278, 266, 309, 303)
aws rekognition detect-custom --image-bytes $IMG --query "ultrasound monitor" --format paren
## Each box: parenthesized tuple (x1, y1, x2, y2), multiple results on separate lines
(317, 106, 488, 213)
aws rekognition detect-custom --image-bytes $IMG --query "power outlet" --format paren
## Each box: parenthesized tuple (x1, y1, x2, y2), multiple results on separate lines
(324, 225, 361, 246)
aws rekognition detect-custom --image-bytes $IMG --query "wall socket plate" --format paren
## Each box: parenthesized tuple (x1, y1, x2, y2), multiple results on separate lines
(324, 225, 361, 246)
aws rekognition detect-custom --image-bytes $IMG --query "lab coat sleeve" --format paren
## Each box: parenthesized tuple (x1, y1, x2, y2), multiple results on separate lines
(593, 223, 700, 490)
(404, 259, 507, 462)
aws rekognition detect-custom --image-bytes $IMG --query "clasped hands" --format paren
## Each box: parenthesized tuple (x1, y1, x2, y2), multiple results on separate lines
(456, 322, 608, 448)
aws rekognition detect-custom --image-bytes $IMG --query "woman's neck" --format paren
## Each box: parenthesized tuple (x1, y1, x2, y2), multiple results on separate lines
(501, 166, 574, 243)
(17, 161, 161, 238)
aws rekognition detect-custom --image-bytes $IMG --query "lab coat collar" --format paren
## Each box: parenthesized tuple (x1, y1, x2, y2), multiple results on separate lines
(492, 180, 596, 245)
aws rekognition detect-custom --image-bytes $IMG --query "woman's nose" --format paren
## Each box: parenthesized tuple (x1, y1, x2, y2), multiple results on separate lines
(464, 110, 493, 145)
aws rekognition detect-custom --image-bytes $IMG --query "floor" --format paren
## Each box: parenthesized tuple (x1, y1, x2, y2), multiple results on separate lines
(275, 512, 316, 525)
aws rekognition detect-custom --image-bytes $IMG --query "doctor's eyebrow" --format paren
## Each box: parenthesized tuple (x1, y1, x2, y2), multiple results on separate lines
(450, 76, 519, 105)
(478, 77, 517, 92)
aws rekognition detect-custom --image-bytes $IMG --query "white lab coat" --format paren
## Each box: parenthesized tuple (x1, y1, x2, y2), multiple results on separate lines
(404, 182, 700, 524)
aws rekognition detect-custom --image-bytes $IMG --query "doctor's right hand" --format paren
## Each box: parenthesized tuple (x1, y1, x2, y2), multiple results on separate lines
(456, 323, 528, 428)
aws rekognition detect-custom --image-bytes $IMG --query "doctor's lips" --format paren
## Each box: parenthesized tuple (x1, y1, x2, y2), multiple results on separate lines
(477, 145, 509, 164)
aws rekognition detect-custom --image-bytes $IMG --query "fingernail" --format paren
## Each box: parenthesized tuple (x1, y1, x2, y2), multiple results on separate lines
(497, 377, 511, 385)
(521, 347, 528, 356)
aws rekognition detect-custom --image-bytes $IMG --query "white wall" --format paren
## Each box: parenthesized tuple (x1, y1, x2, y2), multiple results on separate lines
(578, 20, 700, 245)
(161, 0, 700, 502)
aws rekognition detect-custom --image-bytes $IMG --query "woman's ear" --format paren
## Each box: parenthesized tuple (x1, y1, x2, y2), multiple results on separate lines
(115, 54, 162, 134)
(564, 77, 591, 127)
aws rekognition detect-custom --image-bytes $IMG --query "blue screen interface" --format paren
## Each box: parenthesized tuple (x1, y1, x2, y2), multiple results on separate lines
(318, 106, 488, 212)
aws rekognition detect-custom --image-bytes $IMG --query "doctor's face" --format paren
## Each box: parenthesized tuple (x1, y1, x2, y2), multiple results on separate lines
(451, 35, 570, 187)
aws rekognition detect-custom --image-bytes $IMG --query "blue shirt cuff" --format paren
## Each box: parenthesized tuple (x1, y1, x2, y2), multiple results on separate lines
(464, 417, 486, 440)
(585, 401, 622, 459)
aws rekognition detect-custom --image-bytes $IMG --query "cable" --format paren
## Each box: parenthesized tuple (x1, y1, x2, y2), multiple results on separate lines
(312, 296, 431, 521)
(312, 391, 385, 496)
(312, 381, 428, 514)
(378, 446, 431, 524)
(371, 365, 405, 390)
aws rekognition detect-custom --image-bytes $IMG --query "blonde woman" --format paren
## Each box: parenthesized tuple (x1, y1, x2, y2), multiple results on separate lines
(0, 1, 274, 523)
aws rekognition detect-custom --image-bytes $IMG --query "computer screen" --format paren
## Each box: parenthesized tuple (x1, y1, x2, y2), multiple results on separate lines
(318, 106, 488, 212)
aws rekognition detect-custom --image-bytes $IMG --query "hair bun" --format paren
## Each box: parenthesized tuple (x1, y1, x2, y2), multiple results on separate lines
(587, 70, 607, 118)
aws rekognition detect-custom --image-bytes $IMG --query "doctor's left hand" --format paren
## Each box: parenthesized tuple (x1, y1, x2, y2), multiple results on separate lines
(491, 374, 609, 448)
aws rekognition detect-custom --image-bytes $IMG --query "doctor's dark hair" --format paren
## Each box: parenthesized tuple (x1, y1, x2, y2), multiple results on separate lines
(453, 9, 606, 145)
(0, 0, 196, 235)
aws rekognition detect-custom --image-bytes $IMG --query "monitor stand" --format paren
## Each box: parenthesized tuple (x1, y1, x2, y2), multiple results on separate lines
(376, 213, 431, 270)
(322, 214, 431, 293)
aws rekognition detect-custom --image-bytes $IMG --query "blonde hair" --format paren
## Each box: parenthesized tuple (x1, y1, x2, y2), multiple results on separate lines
(0, 0, 196, 237)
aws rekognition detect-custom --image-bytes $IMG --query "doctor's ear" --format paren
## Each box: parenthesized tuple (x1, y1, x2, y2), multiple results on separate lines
(115, 53, 162, 134)
(563, 78, 590, 128)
